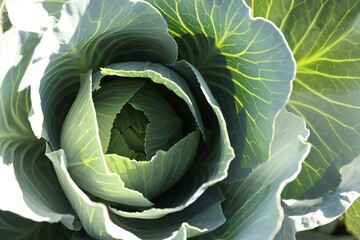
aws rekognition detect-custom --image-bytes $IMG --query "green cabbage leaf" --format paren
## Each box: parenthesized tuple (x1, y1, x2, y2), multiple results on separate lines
(245, 0, 360, 238)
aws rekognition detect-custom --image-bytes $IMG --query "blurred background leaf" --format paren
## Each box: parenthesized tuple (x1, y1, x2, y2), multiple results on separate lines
(345, 198, 360, 239)
(0, 0, 12, 34)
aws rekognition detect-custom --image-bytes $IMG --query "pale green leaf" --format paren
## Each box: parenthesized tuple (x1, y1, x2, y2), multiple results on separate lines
(60, 70, 152, 207)
(106, 130, 200, 202)
(146, 0, 295, 181)
(46, 148, 141, 240)
(205, 109, 310, 240)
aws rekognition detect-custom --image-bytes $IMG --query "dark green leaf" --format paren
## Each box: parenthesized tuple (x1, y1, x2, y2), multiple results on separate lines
(127, 84, 184, 158)
(107, 129, 146, 161)
(92, 78, 145, 153)
(0, 211, 73, 240)
(146, 0, 295, 181)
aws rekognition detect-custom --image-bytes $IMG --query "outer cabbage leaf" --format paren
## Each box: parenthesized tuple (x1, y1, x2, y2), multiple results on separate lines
(246, 0, 360, 198)
(25, 0, 178, 146)
(204, 109, 310, 240)
(145, 0, 295, 181)
(246, 0, 360, 236)
(275, 155, 360, 239)
(0, 29, 78, 229)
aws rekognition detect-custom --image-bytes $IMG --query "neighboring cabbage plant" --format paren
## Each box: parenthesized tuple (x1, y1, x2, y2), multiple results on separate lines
(0, 0, 358, 239)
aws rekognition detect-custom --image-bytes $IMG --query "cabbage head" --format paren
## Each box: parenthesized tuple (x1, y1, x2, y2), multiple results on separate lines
(0, 0, 359, 239)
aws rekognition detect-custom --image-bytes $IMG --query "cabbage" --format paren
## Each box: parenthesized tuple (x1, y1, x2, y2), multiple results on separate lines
(0, 0, 358, 239)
